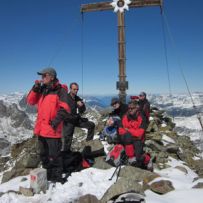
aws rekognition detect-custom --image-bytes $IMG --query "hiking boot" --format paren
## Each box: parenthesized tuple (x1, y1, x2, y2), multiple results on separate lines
(50, 168, 65, 184)
(47, 169, 52, 181)
(128, 157, 137, 166)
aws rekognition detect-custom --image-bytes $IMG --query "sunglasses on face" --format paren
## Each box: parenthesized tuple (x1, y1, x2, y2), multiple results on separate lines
(42, 74, 50, 78)
(112, 102, 118, 107)
(128, 107, 136, 110)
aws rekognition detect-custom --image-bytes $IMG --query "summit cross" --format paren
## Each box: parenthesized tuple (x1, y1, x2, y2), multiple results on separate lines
(81, 0, 162, 103)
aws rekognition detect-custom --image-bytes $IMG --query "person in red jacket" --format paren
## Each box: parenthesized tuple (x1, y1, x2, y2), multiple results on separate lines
(118, 100, 149, 168)
(27, 67, 70, 183)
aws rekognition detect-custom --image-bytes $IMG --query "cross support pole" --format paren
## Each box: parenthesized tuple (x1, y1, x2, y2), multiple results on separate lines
(81, 0, 162, 103)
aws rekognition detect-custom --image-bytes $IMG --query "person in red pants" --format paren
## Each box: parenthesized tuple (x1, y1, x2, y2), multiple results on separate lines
(118, 100, 151, 170)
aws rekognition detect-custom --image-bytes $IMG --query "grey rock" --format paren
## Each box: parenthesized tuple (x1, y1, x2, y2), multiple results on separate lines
(77, 194, 101, 203)
(192, 182, 203, 189)
(165, 144, 179, 153)
(19, 94, 37, 114)
(8, 103, 32, 129)
(145, 140, 165, 152)
(93, 157, 112, 170)
(150, 180, 175, 194)
(0, 138, 10, 156)
(119, 166, 158, 182)
(101, 178, 143, 203)
(19, 186, 34, 196)
(0, 100, 8, 117)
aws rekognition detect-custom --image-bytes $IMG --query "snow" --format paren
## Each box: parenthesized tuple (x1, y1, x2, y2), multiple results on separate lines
(0, 168, 117, 203)
(0, 117, 33, 144)
(0, 158, 203, 203)
(145, 189, 203, 203)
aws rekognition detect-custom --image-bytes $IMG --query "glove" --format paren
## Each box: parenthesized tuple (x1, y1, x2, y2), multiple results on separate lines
(49, 120, 58, 130)
(118, 127, 127, 135)
(32, 80, 42, 93)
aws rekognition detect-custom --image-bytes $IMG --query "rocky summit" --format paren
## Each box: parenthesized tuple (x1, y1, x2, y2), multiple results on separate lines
(0, 93, 203, 202)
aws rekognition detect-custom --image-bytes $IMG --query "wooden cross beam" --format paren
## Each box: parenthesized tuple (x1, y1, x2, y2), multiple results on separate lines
(81, 0, 162, 103)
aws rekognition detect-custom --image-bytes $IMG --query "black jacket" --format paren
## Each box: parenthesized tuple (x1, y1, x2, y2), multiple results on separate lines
(67, 93, 86, 115)
(139, 99, 150, 123)
(109, 103, 128, 119)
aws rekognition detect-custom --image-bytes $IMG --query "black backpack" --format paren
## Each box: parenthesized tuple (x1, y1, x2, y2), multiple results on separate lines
(108, 192, 145, 203)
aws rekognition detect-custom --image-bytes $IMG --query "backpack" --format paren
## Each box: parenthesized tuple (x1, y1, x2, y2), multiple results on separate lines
(106, 144, 127, 167)
(101, 126, 118, 144)
(100, 116, 121, 144)
(107, 192, 146, 203)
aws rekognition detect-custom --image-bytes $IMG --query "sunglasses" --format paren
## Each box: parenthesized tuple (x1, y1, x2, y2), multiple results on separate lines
(111, 102, 118, 106)
(42, 73, 49, 78)
(128, 107, 136, 110)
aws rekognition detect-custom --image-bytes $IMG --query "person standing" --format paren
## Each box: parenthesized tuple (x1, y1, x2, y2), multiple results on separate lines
(139, 91, 150, 124)
(62, 82, 95, 151)
(27, 67, 70, 183)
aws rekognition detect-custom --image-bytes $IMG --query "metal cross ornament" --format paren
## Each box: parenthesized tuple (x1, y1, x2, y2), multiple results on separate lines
(111, 0, 131, 13)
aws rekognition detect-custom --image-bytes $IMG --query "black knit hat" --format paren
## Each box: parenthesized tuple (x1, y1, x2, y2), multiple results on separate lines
(111, 97, 119, 106)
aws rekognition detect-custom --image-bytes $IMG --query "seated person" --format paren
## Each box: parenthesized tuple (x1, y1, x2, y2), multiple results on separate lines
(118, 100, 150, 169)
(100, 97, 128, 143)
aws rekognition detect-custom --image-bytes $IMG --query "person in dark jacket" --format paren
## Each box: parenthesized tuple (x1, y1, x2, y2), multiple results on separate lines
(139, 91, 150, 125)
(106, 97, 128, 130)
(27, 67, 70, 183)
(100, 97, 128, 143)
(62, 82, 95, 151)
(109, 97, 128, 119)
(118, 100, 150, 168)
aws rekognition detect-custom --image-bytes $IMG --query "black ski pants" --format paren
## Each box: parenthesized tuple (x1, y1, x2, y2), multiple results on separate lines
(62, 118, 95, 151)
(38, 136, 63, 169)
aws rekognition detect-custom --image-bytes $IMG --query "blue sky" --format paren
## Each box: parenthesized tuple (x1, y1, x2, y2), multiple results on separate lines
(0, 0, 202, 95)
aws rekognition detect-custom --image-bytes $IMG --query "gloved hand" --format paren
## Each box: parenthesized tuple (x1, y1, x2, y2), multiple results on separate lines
(118, 127, 127, 135)
(32, 80, 42, 93)
(49, 120, 58, 130)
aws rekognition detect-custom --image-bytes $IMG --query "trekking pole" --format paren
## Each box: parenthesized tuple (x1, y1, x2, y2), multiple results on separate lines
(109, 164, 121, 181)
(115, 164, 122, 182)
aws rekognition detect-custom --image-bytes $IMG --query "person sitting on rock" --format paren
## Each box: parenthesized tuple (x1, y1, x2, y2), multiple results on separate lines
(100, 97, 128, 143)
(118, 100, 151, 169)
